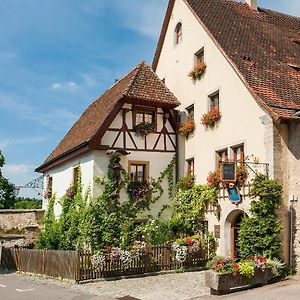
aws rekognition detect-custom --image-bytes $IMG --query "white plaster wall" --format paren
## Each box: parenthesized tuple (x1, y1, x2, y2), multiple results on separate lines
(156, 0, 271, 182)
(43, 153, 94, 217)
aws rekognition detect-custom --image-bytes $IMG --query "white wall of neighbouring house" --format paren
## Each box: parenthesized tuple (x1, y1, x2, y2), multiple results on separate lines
(155, 0, 276, 257)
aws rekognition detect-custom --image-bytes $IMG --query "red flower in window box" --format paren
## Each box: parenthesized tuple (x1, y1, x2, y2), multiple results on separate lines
(201, 107, 222, 129)
(207, 170, 221, 189)
(178, 119, 195, 138)
(188, 62, 207, 80)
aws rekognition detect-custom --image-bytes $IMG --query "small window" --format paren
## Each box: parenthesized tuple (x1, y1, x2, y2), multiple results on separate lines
(45, 176, 53, 199)
(209, 91, 219, 110)
(231, 144, 244, 165)
(73, 166, 80, 185)
(195, 48, 204, 65)
(186, 104, 194, 120)
(186, 158, 195, 176)
(216, 149, 228, 169)
(134, 107, 156, 127)
(162, 78, 166, 84)
(129, 161, 149, 182)
(175, 22, 182, 45)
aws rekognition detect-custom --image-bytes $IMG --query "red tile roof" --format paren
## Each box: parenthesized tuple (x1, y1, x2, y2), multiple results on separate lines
(36, 62, 180, 172)
(153, 0, 300, 120)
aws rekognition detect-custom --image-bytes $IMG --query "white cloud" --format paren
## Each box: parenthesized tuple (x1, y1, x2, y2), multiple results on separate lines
(51, 81, 79, 92)
(3, 164, 33, 175)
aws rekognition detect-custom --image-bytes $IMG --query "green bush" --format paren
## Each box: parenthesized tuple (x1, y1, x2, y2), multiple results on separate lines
(238, 175, 283, 259)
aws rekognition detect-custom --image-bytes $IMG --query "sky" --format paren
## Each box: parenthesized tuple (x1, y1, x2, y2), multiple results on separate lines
(0, 0, 299, 199)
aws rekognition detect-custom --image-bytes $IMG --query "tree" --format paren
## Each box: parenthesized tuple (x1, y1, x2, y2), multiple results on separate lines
(0, 150, 16, 209)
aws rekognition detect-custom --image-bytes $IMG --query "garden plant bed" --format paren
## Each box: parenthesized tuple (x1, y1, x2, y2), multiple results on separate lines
(205, 268, 276, 295)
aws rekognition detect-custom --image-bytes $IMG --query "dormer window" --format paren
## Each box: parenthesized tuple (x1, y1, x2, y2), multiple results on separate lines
(133, 106, 157, 135)
(174, 22, 182, 45)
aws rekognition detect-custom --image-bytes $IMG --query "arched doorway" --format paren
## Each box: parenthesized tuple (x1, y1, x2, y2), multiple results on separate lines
(224, 209, 247, 259)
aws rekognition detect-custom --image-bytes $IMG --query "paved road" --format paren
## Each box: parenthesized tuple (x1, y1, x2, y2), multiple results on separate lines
(0, 272, 116, 300)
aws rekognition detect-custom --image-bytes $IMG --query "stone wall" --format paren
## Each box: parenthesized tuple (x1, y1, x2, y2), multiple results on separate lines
(0, 209, 44, 248)
(273, 121, 300, 272)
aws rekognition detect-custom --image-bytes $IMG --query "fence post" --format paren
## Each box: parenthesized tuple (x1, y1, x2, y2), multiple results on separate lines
(75, 250, 80, 283)
(42, 249, 46, 276)
(0, 243, 3, 267)
(163, 243, 171, 270)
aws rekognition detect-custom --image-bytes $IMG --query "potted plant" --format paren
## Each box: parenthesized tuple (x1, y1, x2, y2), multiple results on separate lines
(207, 170, 221, 189)
(135, 122, 154, 137)
(178, 119, 195, 138)
(127, 181, 150, 199)
(205, 255, 285, 295)
(236, 165, 248, 186)
(201, 107, 222, 129)
(188, 62, 207, 81)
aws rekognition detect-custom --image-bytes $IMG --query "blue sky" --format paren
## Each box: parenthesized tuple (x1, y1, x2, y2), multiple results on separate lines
(0, 0, 299, 198)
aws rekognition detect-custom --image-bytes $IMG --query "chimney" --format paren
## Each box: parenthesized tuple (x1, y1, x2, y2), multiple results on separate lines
(246, 0, 258, 10)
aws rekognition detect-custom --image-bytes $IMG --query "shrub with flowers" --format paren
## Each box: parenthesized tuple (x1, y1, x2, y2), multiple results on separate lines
(188, 62, 207, 81)
(132, 241, 147, 258)
(65, 184, 77, 198)
(201, 107, 222, 129)
(172, 235, 204, 262)
(135, 122, 154, 137)
(208, 255, 285, 278)
(178, 119, 195, 138)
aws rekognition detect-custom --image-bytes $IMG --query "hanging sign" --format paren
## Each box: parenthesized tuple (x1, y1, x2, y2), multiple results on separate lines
(227, 186, 241, 204)
(220, 162, 236, 182)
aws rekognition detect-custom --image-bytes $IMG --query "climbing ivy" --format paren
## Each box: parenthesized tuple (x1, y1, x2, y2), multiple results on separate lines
(238, 175, 283, 259)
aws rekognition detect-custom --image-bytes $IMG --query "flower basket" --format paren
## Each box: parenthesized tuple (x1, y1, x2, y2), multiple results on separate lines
(127, 181, 150, 199)
(201, 107, 221, 129)
(178, 119, 195, 138)
(207, 170, 221, 189)
(188, 62, 207, 81)
(135, 122, 154, 137)
(236, 165, 248, 186)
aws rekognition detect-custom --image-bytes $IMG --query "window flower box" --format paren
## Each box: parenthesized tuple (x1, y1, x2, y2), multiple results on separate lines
(236, 165, 249, 187)
(178, 119, 195, 138)
(188, 62, 207, 81)
(201, 107, 221, 129)
(135, 122, 154, 137)
(127, 181, 150, 199)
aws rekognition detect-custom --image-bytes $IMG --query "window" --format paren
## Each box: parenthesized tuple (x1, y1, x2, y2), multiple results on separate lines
(186, 104, 194, 120)
(129, 161, 149, 182)
(231, 144, 244, 165)
(174, 22, 182, 45)
(186, 158, 194, 176)
(209, 91, 219, 110)
(73, 166, 80, 185)
(133, 106, 156, 128)
(216, 149, 228, 169)
(45, 176, 53, 199)
(195, 48, 204, 65)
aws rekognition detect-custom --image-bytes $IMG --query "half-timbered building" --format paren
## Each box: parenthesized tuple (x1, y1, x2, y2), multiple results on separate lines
(36, 62, 179, 217)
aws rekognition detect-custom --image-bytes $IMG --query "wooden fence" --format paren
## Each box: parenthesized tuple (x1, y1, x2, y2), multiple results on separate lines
(79, 244, 208, 281)
(0, 247, 79, 281)
(1, 244, 208, 283)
